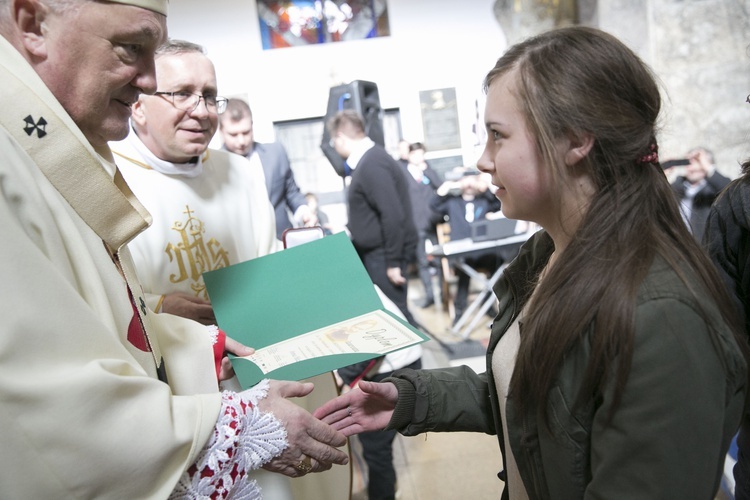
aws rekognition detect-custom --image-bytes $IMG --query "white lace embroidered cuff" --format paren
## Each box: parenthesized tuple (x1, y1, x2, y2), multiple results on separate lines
(169, 382, 288, 499)
(206, 324, 219, 345)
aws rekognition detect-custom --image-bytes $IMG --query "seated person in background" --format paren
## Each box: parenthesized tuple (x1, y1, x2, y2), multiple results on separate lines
(430, 169, 502, 322)
(671, 146, 731, 241)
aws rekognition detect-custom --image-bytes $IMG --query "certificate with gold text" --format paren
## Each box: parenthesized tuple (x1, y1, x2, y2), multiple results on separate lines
(203, 233, 429, 388)
(242, 310, 424, 376)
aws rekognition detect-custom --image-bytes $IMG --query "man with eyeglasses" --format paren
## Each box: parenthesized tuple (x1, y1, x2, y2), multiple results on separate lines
(112, 40, 354, 497)
(114, 38, 356, 498)
(111, 39, 279, 325)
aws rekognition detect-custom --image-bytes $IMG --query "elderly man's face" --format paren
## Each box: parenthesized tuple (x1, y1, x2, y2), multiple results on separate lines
(35, 2, 166, 148)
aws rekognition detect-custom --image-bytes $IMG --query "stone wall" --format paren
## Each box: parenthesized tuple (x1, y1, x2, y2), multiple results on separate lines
(494, 0, 750, 177)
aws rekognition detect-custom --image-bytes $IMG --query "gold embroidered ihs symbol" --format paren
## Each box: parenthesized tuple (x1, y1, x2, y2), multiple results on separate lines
(165, 205, 229, 299)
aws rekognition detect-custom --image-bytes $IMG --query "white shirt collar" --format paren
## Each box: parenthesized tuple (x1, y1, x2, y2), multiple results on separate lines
(346, 137, 375, 170)
(683, 178, 707, 198)
(127, 127, 204, 178)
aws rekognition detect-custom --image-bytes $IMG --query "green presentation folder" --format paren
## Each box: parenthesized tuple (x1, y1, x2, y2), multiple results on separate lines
(203, 232, 428, 388)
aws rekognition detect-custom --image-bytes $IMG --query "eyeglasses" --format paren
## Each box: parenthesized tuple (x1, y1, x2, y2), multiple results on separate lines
(153, 91, 228, 114)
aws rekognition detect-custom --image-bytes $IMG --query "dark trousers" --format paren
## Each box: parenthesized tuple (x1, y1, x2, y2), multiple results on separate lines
(359, 427, 398, 500)
(356, 359, 422, 500)
(360, 247, 418, 328)
(736, 426, 750, 499)
(737, 450, 750, 500)
(415, 231, 437, 301)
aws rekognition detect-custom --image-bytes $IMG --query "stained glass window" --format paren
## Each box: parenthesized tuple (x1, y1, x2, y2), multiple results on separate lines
(257, 0, 390, 50)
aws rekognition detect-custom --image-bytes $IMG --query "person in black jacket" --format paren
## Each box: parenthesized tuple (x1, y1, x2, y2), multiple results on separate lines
(671, 147, 731, 241)
(328, 110, 419, 328)
(328, 111, 420, 500)
(705, 158, 750, 500)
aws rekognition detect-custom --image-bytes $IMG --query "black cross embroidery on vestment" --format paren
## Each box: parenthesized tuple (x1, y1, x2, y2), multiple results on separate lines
(23, 115, 48, 138)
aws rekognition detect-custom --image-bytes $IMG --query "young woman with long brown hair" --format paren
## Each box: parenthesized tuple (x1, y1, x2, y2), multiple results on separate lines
(315, 26, 748, 499)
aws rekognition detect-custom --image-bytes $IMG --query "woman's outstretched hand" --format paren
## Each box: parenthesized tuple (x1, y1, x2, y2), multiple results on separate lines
(313, 380, 399, 437)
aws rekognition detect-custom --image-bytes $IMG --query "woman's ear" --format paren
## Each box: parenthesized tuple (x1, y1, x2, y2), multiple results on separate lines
(564, 133, 594, 167)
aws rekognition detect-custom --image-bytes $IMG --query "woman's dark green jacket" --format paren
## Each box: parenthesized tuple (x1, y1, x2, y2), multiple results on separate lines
(387, 230, 746, 499)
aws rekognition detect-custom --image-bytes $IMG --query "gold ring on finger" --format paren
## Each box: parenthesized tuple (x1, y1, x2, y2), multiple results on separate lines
(294, 455, 313, 474)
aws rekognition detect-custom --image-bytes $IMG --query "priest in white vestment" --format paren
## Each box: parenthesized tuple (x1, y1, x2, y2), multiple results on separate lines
(0, 2, 348, 498)
(110, 38, 351, 499)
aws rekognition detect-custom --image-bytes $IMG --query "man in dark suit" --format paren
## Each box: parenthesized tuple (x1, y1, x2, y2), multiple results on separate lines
(220, 98, 316, 239)
(403, 142, 442, 308)
(328, 110, 419, 329)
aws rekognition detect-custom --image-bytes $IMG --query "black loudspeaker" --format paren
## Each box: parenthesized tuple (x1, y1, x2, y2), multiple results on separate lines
(320, 80, 384, 177)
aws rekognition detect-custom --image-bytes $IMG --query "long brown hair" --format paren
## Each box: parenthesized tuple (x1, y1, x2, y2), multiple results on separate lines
(489, 27, 744, 421)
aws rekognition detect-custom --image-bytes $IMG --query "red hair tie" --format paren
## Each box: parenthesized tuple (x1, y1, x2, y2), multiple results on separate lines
(637, 143, 659, 165)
